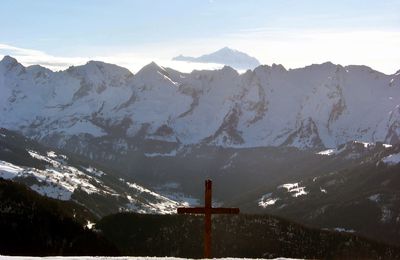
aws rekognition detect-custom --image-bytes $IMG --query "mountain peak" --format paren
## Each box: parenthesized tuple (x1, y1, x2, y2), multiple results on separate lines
(271, 63, 286, 71)
(68, 59, 133, 78)
(86, 60, 107, 66)
(135, 61, 168, 79)
(172, 47, 261, 70)
(84, 60, 126, 71)
(1, 55, 19, 67)
(217, 46, 237, 52)
(138, 61, 164, 73)
(147, 61, 161, 68)
(220, 65, 238, 75)
(0, 55, 25, 74)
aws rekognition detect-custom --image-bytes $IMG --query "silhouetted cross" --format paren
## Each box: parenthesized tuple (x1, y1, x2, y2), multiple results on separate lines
(177, 179, 240, 258)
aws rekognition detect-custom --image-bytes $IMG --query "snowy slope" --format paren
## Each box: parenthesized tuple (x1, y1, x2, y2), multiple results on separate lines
(0, 154, 185, 214)
(0, 55, 400, 153)
(0, 129, 189, 216)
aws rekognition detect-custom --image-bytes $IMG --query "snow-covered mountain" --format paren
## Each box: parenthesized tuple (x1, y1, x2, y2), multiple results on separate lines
(172, 47, 261, 70)
(0, 55, 399, 155)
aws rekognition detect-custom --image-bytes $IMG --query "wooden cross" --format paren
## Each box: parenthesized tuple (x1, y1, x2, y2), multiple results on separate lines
(177, 179, 240, 258)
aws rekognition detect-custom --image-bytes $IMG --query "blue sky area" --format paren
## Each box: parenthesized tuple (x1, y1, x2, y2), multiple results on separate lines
(0, 0, 399, 73)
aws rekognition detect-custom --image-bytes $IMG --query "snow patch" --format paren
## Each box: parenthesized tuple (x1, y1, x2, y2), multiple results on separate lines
(144, 150, 177, 157)
(126, 181, 187, 214)
(258, 193, 279, 208)
(279, 183, 299, 191)
(278, 183, 308, 197)
(85, 166, 106, 177)
(86, 220, 95, 229)
(355, 141, 373, 148)
(316, 149, 336, 156)
(46, 151, 57, 158)
(333, 227, 355, 233)
(381, 152, 400, 165)
(368, 194, 380, 203)
(0, 160, 24, 179)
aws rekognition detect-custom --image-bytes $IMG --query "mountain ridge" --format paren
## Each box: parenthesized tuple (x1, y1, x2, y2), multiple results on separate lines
(0, 55, 399, 156)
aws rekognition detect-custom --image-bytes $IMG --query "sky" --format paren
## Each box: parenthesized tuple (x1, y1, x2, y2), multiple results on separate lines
(0, 0, 399, 74)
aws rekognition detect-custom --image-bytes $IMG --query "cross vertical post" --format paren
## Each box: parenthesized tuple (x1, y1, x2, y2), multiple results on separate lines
(204, 179, 212, 258)
(177, 179, 240, 258)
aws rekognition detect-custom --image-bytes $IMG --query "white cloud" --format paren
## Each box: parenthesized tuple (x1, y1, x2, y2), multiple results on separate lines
(1, 28, 399, 75)
(0, 43, 223, 73)
(0, 43, 87, 71)
(220, 28, 400, 74)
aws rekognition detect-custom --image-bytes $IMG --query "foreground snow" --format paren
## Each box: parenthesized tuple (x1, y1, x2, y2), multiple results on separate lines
(0, 257, 300, 260)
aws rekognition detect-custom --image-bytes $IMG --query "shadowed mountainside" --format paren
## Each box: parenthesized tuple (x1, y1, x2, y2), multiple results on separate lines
(0, 178, 119, 256)
(96, 212, 400, 259)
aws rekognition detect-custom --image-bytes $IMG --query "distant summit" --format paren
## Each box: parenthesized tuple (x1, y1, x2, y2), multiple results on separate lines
(172, 47, 261, 70)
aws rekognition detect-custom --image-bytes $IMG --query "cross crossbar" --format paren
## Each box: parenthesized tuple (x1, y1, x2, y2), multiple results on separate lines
(177, 179, 239, 258)
(177, 207, 240, 214)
